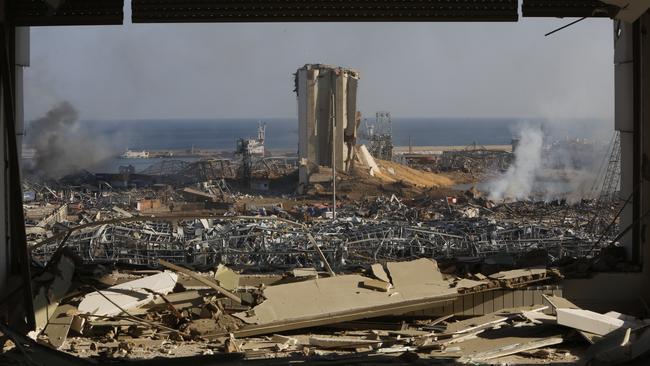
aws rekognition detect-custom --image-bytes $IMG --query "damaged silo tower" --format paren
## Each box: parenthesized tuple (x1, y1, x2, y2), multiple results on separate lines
(295, 64, 360, 186)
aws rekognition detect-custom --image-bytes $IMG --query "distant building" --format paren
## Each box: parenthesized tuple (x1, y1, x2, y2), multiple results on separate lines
(121, 149, 150, 159)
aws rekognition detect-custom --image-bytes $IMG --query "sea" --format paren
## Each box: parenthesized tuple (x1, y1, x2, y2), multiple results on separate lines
(26, 117, 614, 174)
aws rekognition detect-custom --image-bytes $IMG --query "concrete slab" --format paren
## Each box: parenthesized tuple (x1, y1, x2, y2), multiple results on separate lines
(556, 308, 630, 336)
(214, 264, 239, 291)
(370, 263, 390, 283)
(386, 258, 444, 288)
(78, 271, 178, 317)
(43, 304, 76, 349)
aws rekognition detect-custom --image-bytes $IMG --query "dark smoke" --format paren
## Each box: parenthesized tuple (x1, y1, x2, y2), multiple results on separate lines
(25, 101, 115, 178)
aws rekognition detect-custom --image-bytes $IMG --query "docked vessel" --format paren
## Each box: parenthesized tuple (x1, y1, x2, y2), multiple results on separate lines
(120, 149, 150, 159)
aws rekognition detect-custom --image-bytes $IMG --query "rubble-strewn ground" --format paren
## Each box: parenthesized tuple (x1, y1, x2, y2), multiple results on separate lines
(7, 155, 634, 364)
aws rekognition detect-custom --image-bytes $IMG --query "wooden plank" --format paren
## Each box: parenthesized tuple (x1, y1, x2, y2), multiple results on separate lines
(424, 314, 454, 329)
(328, 320, 405, 331)
(443, 306, 545, 335)
(158, 259, 241, 304)
(461, 336, 564, 361)
(309, 336, 380, 349)
(445, 313, 509, 335)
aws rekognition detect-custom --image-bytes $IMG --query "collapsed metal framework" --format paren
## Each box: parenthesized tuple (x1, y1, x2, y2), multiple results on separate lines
(365, 111, 394, 161)
(592, 131, 622, 205)
(400, 143, 512, 174)
(31, 203, 608, 269)
(137, 159, 238, 184)
(587, 131, 623, 234)
(437, 143, 512, 173)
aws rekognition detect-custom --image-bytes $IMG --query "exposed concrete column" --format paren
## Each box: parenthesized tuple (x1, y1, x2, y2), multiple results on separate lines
(616, 12, 650, 265)
(0, 19, 34, 331)
(639, 14, 650, 267)
(14, 27, 28, 161)
(0, 42, 6, 311)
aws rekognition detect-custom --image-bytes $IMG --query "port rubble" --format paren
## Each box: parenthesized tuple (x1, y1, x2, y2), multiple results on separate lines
(25, 181, 619, 271)
(8, 255, 648, 365)
(14, 160, 632, 364)
(17, 147, 626, 363)
(11, 63, 626, 363)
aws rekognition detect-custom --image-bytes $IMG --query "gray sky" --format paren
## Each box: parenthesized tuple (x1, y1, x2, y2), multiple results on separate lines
(24, 17, 614, 121)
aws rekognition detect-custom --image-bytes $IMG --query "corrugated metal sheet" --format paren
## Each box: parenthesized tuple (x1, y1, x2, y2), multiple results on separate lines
(410, 286, 563, 317)
(132, 0, 518, 23)
(11, 0, 124, 26)
(522, 0, 618, 18)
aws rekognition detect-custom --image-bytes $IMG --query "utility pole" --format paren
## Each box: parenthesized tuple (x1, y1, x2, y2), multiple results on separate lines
(331, 89, 336, 221)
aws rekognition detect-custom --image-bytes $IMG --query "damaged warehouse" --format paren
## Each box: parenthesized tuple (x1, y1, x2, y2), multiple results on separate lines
(3, 1, 650, 365)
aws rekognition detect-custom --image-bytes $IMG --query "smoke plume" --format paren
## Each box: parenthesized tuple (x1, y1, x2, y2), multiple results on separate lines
(24, 101, 115, 178)
(486, 123, 607, 203)
(488, 125, 544, 201)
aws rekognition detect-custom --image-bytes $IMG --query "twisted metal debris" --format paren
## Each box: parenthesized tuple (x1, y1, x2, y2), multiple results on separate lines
(31, 196, 615, 269)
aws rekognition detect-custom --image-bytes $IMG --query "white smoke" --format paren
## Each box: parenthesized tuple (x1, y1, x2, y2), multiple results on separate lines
(488, 125, 544, 201)
(486, 122, 610, 203)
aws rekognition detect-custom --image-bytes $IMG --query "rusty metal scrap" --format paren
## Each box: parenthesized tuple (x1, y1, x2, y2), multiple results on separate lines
(30, 196, 616, 269)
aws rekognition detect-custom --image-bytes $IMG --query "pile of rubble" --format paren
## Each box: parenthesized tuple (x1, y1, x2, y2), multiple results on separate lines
(5, 254, 648, 365)
(29, 191, 620, 271)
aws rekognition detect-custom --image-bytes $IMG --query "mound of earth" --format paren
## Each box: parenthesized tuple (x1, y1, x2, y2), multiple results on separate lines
(373, 159, 454, 188)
